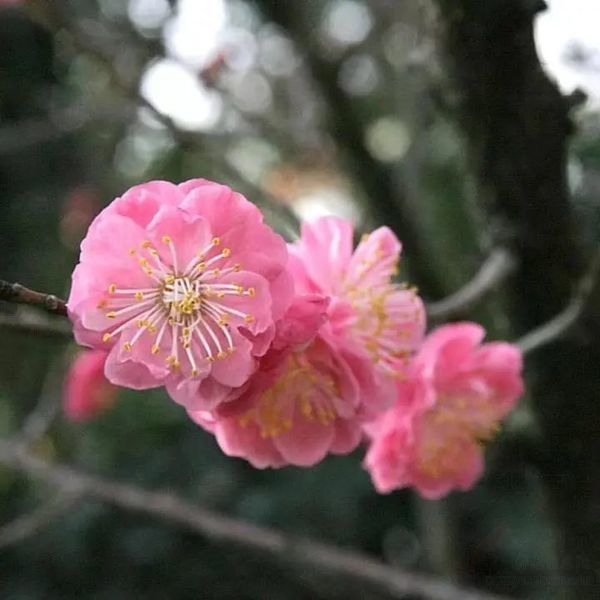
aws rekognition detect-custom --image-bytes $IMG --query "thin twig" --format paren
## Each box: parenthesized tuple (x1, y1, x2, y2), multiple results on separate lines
(257, 2, 443, 296)
(517, 251, 600, 355)
(0, 443, 508, 600)
(0, 492, 80, 551)
(0, 280, 67, 316)
(16, 357, 67, 450)
(0, 104, 135, 155)
(426, 248, 516, 321)
(0, 310, 72, 339)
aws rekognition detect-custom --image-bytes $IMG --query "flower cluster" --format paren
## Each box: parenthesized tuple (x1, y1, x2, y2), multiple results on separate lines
(66, 179, 523, 498)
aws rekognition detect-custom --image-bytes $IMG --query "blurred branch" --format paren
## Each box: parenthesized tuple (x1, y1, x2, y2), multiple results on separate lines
(0, 491, 80, 551)
(0, 361, 80, 551)
(15, 356, 66, 450)
(0, 310, 71, 339)
(0, 443, 509, 600)
(254, 1, 443, 297)
(0, 280, 67, 316)
(26, 0, 299, 237)
(0, 104, 135, 155)
(426, 248, 516, 322)
(517, 250, 600, 355)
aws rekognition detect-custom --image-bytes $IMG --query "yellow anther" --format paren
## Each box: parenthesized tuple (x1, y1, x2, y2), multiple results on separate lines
(212, 237, 221, 246)
(318, 407, 330, 424)
(217, 351, 227, 360)
(141, 240, 153, 249)
(123, 342, 132, 352)
(217, 292, 225, 298)
(196, 262, 206, 272)
(108, 283, 117, 294)
(102, 333, 112, 343)
(161, 235, 172, 244)
(97, 299, 107, 309)
(128, 248, 137, 256)
(244, 314, 255, 323)
(191, 368, 199, 376)
(164, 274, 175, 284)
(207, 356, 215, 363)
(233, 263, 241, 272)
(135, 291, 144, 301)
(139, 258, 148, 266)
(166, 356, 180, 370)
(247, 287, 255, 297)
(222, 247, 231, 257)
(107, 312, 116, 319)
(183, 341, 191, 349)
(151, 344, 159, 354)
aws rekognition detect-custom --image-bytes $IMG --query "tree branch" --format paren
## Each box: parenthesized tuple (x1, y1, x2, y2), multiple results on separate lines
(0, 310, 72, 339)
(517, 250, 600, 355)
(0, 442, 508, 600)
(0, 280, 67, 316)
(254, 1, 443, 297)
(0, 492, 80, 551)
(26, 0, 299, 238)
(15, 357, 66, 450)
(426, 248, 516, 321)
(0, 104, 135, 155)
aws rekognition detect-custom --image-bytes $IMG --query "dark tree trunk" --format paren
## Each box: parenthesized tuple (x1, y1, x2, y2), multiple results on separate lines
(432, 1, 600, 597)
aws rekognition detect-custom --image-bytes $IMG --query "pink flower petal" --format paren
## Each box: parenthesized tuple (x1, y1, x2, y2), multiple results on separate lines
(347, 226, 401, 288)
(272, 406, 335, 466)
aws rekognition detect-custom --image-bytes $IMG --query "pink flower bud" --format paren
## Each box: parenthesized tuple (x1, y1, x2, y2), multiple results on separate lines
(63, 350, 117, 421)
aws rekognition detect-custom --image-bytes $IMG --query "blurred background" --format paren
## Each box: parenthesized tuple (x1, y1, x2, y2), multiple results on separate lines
(1, 0, 599, 598)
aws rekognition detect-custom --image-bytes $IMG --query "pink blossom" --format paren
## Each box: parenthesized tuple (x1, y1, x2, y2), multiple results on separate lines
(364, 323, 523, 499)
(188, 295, 394, 468)
(288, 217, 425, 379)
(63, 350, 117, 421)
(67, 179, 293, 411)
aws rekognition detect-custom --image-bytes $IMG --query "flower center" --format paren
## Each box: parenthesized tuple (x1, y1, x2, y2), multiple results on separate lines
(416, 395, 500, 478)
(99, 235, 257, 376)
(344, 282, 422, 379)
(162, 276, 203, 318)
(238, 351, 338, 438)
